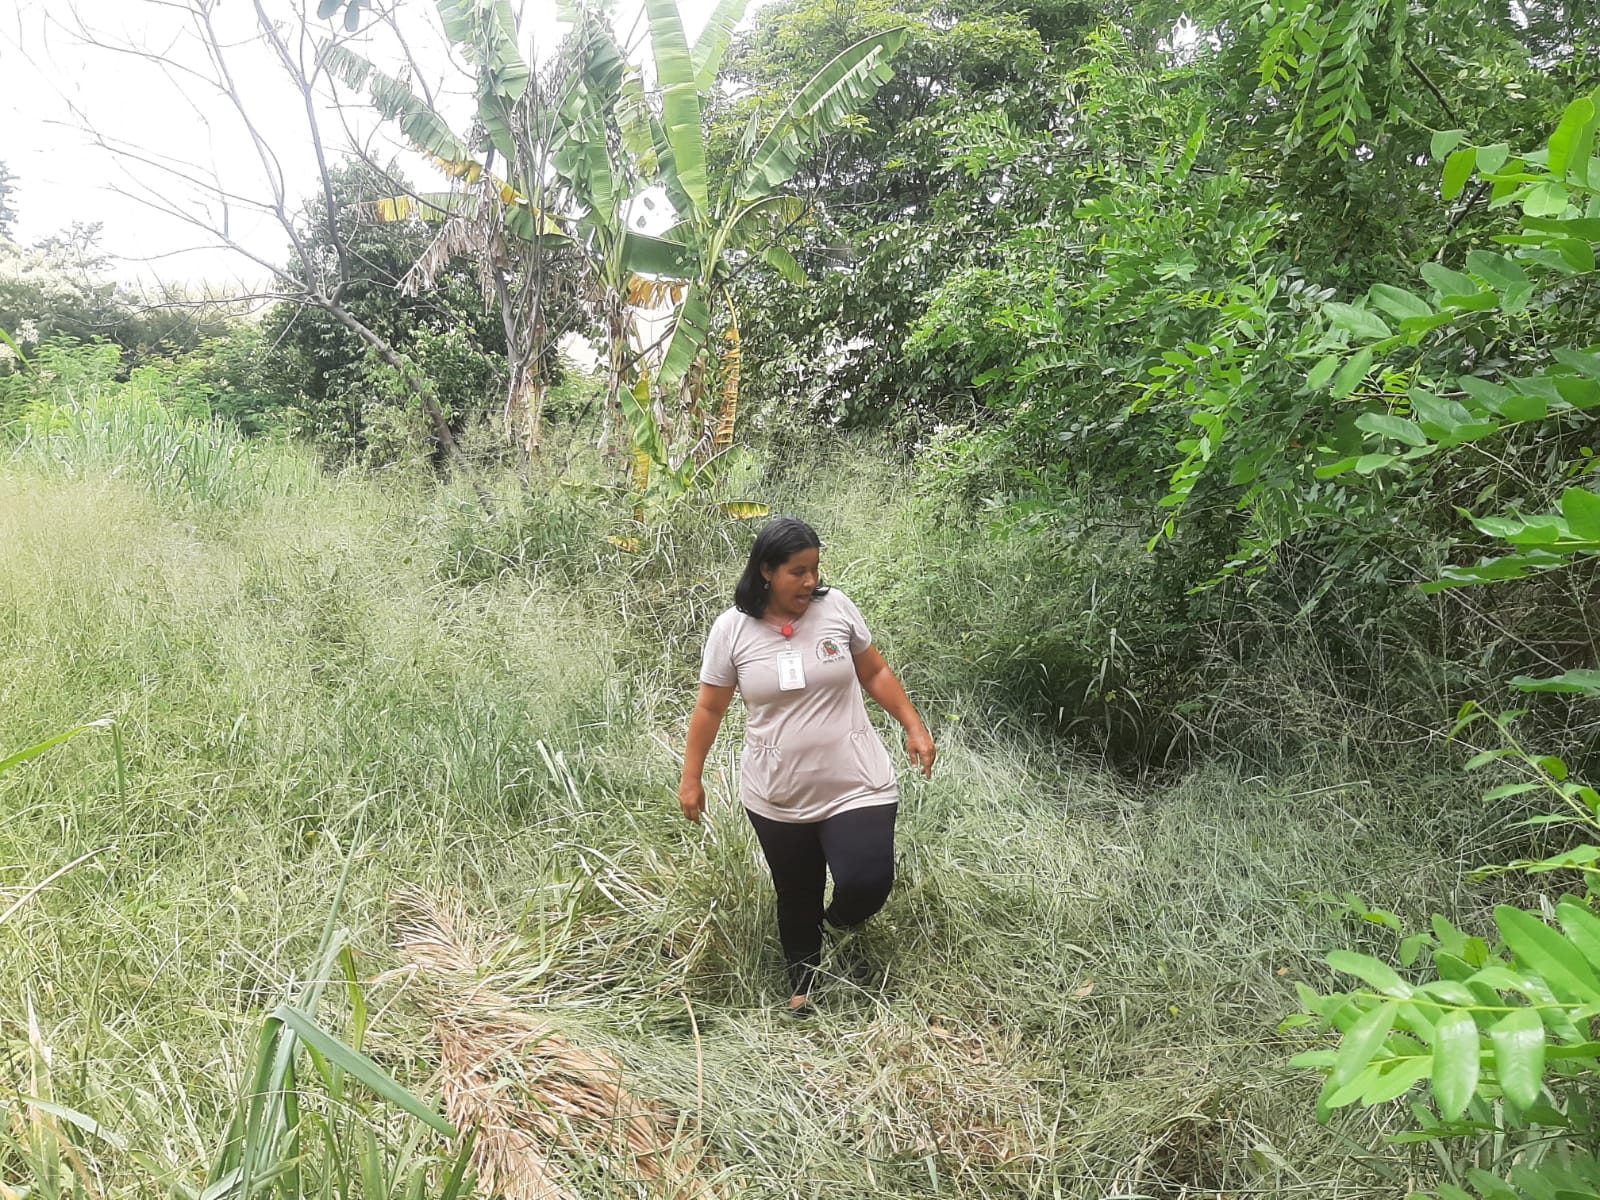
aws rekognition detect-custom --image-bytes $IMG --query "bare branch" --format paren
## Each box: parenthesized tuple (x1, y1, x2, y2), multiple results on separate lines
(250, 0, 350, 293)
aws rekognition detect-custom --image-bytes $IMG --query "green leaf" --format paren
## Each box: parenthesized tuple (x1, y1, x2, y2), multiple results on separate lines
(1363, 1055, 1433, 1104)
(1397, 312, 1455, 337)
(1483, 782, 1542, 801)
(1465, 250, 1530, 293)
(1409, 389, 1473, 440)
(1420, 980, 1478, 1006)
(1556, 900, 1600, 975)
(690, 0, 749, 88)
(1332, 348, 1374, 399)
(736, 30, 907, 203)
(643, 0, 710, 221)
(1, 719, 113, 775)
(1442, 147, 1477, 200)
(0, 326, 26, 369)
(1498, 391, 1549, 423)
(1521, 181, 1570, 218)
(1557, 378, 1600, 413)
(1306, 355, 1340, 391)
(1331, 1003, 1396, 1090)
(1458, 375, 1512, 412)
(1431, 129, 1466, 160)
(1511, 670, 1600, 695)
(273, 1006, 456, 1136)
(1465, 1168, 1520, 1200)
(1525, 215, 1600, 240)
(435, 1, 531, 116)
(1548, 97, 1597, 176)
(1356, 413, 1427, 448)
(1495, 906, 1600, 1004)
(1431, 1010, 1480, 1119)
(11, 1097, 126, 1150)
(1560, 488, 1600, 540)
(1369, 285, 1433, 322)
(1554, 237, 1597, 272)
(1554, 349, 1600, 380)
(1324, 302, 1392, 342)
(1490, 1008, 1545, 1109)
(1419, 262, 1477, 297)
(760, 244, 806, 286)
(1171, 117, 1206, 183)
(1477, 143, 1510, 174)
(618, 231, 695, 278)
(655, 283, 712, 392)
(620, 374, 668, 472)
(320, 44, 474, 166)
(1440, 290, 1501, 313)
(1500, 282, 1535, 316)
(1327, 950, 1411, 998)
(318, 0, 343, 18)
(1315, 456, 1361, 479)
(1289, 1047, 1337, 1069)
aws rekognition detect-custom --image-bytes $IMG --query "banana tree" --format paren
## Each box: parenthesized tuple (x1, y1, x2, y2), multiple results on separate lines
(323, 0, 584, 464)
(545, 8, 695, 457)
(324, 0, 694, 462)
(325, 0, 903, 489)
(616, 369, 767, 520)
(634, 0, 906, 463)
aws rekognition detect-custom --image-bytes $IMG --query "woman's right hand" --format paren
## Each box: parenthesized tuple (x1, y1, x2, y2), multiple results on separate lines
(678, 777, 707, 824)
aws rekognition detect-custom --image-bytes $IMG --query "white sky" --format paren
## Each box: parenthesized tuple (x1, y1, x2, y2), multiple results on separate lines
(0, 0, 731, 290)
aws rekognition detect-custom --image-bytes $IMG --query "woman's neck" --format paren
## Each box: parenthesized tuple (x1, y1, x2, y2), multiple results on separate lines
(766, 598, 809, 623)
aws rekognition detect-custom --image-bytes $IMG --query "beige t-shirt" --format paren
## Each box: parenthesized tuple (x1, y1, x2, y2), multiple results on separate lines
(699, 589, 897, 823)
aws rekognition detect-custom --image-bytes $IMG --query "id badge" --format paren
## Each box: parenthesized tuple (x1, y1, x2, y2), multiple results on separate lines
(776, 649, 806, 691)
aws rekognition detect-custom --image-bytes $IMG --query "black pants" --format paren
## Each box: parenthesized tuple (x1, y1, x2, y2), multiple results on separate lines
(745, 802, 898, 995)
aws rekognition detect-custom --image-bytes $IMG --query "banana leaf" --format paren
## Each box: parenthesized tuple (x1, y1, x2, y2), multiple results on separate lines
(656, 284, 712, 393)
(642, 0, 709, 221)
(320, 44, 473, 165)
(435, 0, 531, 159)
(691, 0, 749, 89)
(620, 231, 696, 279)
(737, 29, 906, 203)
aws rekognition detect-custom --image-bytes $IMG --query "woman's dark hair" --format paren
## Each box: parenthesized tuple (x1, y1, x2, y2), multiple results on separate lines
(734, 516, 829, 617)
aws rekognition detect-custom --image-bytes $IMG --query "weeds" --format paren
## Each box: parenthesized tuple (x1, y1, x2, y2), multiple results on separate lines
(0, 402, 1506, 1197)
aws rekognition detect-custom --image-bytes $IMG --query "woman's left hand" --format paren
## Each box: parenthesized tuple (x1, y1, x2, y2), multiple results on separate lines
(906, 727, 936, 778)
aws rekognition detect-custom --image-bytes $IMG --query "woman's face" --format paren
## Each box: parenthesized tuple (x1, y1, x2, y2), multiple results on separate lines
(762, 546, 820, 613)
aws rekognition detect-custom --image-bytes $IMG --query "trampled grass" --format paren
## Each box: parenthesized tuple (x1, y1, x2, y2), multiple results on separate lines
(0, 438, 1484, 1198)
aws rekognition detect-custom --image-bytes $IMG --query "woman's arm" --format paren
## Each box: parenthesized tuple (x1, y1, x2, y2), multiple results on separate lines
(680, 682, 737, 822)
(853, 646, 936, 778)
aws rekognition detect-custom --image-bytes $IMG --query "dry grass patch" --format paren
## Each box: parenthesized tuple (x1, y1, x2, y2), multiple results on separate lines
(389, 889, 730, 1200)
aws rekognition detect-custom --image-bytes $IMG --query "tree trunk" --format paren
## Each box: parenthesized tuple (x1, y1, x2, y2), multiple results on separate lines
(319, 298, 494, 513)
(504, 355, 531, 478)
(600, 301, 627, 458)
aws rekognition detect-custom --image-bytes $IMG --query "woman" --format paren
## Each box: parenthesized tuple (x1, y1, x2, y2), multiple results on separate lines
(679, 516, 935, 1015)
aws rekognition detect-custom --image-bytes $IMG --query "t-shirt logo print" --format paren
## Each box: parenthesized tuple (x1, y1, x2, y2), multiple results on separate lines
(815, 636, 846, 663)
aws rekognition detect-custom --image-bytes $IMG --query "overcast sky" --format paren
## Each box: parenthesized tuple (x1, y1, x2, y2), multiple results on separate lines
(0, 0, 732, 290)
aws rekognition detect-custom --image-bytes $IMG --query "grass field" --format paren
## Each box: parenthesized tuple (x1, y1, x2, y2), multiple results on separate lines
(0, 424, 1497, 1198)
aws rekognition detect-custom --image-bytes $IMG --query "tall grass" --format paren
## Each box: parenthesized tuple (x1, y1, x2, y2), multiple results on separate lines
(4, 340, 319, 508)
(0, 394, 1504, 1197)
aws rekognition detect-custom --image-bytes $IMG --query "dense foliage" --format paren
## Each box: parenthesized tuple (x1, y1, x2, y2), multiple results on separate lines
(713, 0, 1600, 765)
(255, 162, 514, 462)
(5, 0, 1600, 1195)
(0, 223, 243, 372)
